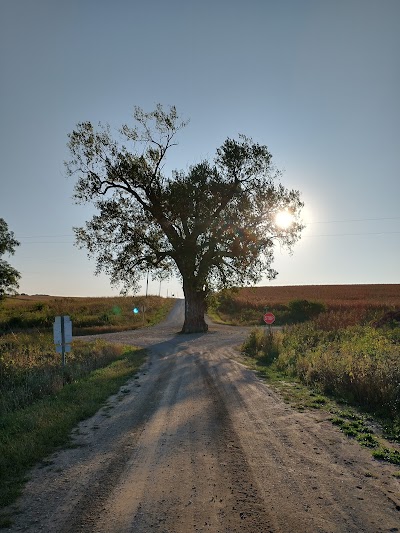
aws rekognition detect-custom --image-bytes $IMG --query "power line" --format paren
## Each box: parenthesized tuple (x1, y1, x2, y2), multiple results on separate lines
(18, 231, 400, 244)
(19, 242, 75, 244)
(20, 235, 74, 238)
(16, 216, 400, 243)
(308, 216, 400, 224)
(304, 231, 400, 237)
(18, 215, 400, 238)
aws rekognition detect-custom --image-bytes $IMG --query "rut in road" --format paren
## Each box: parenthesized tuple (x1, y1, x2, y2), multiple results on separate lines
(83, 353, 272, 533)
(6, 300, 400, 532)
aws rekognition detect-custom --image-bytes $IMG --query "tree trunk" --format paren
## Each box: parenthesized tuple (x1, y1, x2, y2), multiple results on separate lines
(182, 284, 208, 333)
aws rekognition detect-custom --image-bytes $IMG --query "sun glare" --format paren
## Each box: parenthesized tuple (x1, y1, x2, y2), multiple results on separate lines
(275, 210, 294, 230)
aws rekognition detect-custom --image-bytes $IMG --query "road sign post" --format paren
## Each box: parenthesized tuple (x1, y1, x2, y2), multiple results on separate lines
(54, 316, 72, 368)
(263, 312, 276, 334)
(263, 312, 275, 325)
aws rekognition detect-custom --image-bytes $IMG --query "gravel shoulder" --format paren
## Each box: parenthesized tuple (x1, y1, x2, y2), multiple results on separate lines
(5, 300, 400, 532)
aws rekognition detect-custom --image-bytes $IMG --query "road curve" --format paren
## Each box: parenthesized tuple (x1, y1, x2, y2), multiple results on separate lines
(6, 300, 400, 532)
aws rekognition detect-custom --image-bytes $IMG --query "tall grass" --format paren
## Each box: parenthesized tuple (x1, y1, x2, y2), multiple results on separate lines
(243, 310, 400, 421)
(242, 328, 282, 364)
(0, 344, 145, 515)
(0, 332, 139, 416)
(276, 323, 400, 418)
(0, 295, 174, 335)
(0, 295, 174, 415)
(0, 295, 167, 518)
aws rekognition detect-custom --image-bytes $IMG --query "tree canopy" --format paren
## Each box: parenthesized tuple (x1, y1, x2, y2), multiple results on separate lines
(66, 105, 304, 332)
(0, 218, 20, 298)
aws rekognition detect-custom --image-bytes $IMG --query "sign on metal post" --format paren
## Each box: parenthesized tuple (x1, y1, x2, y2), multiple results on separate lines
(263, 312, 276, 325)
(54, 316, 72, 367)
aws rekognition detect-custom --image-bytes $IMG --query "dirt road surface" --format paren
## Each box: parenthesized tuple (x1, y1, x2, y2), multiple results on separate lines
(6, 300, 400, 532)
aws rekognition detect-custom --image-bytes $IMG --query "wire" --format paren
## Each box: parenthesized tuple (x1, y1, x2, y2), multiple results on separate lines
(19, 241, 74, 244)
(19, 235, 74, 238)
(307, 216, 400, 224)
(304, 231, 400, 237)
(16, 216, 400, 242)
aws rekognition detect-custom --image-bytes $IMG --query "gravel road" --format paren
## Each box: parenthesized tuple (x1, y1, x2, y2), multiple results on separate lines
(6, 300, 400, 532)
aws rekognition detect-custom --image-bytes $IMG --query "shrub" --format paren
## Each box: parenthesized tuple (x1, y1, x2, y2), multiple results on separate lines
(373, 309, 400, 328)
(0, 332, 138, 415)
(287, 299, 326, 323)
(241, 328, 261, 357)
(241, 328, 281, 364)
(275, 323, 400, 418)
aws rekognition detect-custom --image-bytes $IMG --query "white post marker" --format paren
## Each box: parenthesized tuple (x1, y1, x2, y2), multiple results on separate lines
(53, 315, 73, 367)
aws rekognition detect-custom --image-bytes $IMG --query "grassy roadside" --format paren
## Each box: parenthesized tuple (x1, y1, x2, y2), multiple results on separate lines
(206, 308, 230, 325)
(0, 345, 146, 527)
(240, 351, 400, 471)
(0, 295, 175, 336)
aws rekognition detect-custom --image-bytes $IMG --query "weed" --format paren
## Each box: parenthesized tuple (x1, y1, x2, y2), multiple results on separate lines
(356, 433, 379, 448)
(241, 328, 281, 364)
(330, 411, 380, 447)
(0, 336, 137, 415)
(364, 472, 374, 478)
(275, 324, 400, 420)
(0, 345, 145, 511)
(382, 420, 400, 443)
(372, 447, 400, 465)
(241, 333, 400, 467)
(0, 295, 174, 335)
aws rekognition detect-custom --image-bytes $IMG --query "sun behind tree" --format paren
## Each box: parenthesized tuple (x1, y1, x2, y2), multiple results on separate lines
(66, 105, 304, 333)
(275, 210, 294, 230)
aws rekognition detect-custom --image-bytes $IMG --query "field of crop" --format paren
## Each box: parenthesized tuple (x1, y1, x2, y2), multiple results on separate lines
(0, 294, 174, 335)
(237, 284, 400, 308)
(210, 284, 400, 326)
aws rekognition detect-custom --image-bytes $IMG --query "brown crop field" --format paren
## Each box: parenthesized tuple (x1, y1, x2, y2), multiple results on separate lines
(235, 284, 400, 309)
(210, 284, 400, 327)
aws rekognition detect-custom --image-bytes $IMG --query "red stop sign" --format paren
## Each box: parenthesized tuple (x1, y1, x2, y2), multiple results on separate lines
(263, 312, 275, 325)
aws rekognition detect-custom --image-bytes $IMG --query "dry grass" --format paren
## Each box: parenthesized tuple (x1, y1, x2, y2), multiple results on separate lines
(0, 294, 174, 415)
(0, 342, 145, 513)
(0, 333, 142, 415)
(0, 294, 174, 334)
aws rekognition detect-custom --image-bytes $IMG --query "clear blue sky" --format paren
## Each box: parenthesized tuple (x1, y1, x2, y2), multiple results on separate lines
(1, 0, 399, 297)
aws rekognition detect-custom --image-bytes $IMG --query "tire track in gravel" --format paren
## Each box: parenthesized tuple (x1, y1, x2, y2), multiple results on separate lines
(200, 347, 400, 532)
(92, 354, 274, 533)
(56, 353, 179, 533)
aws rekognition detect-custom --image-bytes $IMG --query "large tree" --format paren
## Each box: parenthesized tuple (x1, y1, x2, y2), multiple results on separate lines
(66, 105, 304, 333)
(0, 218, 20, 298)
